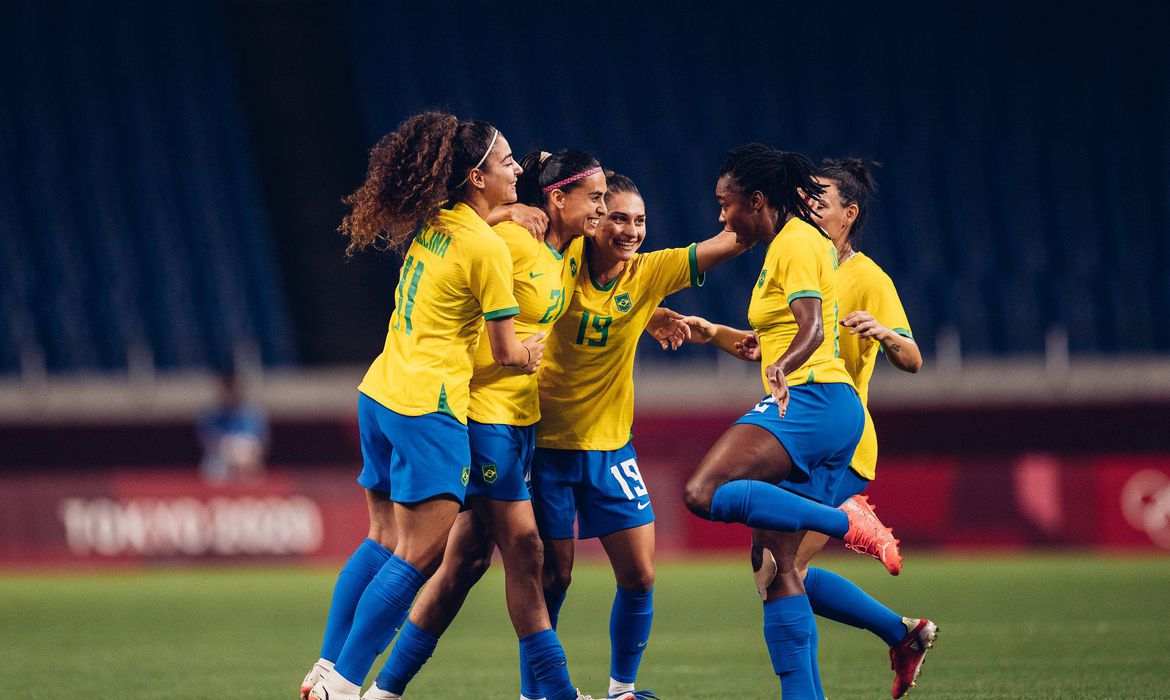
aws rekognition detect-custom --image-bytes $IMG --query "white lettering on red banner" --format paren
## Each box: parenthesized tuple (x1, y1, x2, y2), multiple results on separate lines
(1121, 470, 1170, 550)
(57, 496, 324, 557)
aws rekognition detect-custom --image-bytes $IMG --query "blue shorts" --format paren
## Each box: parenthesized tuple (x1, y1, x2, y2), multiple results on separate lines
(733, 382, 865, 505)
(356, 393, 470, 504)
(465, 420, 535, 501)
(531, 440, 655, 540)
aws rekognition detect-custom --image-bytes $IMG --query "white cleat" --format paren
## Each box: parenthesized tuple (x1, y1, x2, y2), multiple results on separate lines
(308, 670, 361, 700)
(300, 659, 333, 700)
(361, 685, 401, 699)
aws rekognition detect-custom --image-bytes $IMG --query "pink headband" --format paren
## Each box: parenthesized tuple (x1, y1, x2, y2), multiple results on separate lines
(541, 166, 603, 194)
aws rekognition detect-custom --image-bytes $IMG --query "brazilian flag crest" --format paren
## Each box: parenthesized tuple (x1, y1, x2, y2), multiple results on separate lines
(615, 292, 632, 313)
(481, 463, 498, 484)
(461, 466, 470, 486)
(756, 269, 768, 289)
(570, 258, 578, 276)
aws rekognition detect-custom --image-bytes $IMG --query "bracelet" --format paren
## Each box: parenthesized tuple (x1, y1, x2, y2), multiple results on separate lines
(524, 345, 532, 367)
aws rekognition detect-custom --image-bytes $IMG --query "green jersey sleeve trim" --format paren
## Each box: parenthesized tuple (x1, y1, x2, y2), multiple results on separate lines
(786, 289, 822, 304)
(892, 327, 914, 338)
(484, 306, 520, 321)
(688, 242, 705, 288)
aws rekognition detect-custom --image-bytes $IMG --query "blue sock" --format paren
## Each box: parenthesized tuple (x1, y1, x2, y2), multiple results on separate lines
(373, 621, 439, 694)
(804, 567, 906, 646)
(545, 587, 568, 629)
(609, 586, 653, 684)
(710, 481, 848, 537)
(319, 538, 393, 661)
(809, 616, 824, 700)
(762, 594, 818, 700)
(519, 588, 571, 698)
(333, 556, 426, 685)
(519, 629, 577, 700)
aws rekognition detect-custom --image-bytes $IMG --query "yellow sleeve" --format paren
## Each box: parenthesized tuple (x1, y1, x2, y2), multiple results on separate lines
(775, 232, 824, 304)
(870, 272, 913, 339)
(467, 236, 520, 320)
(641, 243, 704, 299)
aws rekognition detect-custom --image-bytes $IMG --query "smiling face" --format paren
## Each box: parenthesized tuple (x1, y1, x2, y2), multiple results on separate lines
(550, 171, 607, 238)
(716, 173, 766, 247)
(474, 134, 522, 207)
(595, 190, 647, 262)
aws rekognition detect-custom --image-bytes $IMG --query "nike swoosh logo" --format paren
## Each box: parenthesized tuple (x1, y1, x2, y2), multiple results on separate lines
(529, 272, 545, 278)
(637, 500, 650, 510)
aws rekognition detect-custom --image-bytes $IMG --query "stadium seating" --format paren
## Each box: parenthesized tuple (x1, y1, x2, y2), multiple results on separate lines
(0, 1, 294, 374)
(1, 2, 1165, 376)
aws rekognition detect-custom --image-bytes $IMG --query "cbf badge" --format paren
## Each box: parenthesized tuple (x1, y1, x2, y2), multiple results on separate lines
(756, 269, 768, 289)
(615, 292, 632, 313)
(481, 463, 498, 484)
(570, 258, 578, 276)
(461, 466, 470, 486)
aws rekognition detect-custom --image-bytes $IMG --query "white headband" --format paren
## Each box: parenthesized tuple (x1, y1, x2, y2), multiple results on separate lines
(455, 128, 499, 188)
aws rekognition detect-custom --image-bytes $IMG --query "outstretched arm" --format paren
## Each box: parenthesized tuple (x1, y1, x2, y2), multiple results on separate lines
(694, 229, 747, 273)
(679, 314, 760, 361)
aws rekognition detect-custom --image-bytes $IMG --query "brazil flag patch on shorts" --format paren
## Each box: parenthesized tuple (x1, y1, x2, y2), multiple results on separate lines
(481, 463, 498, 484)
(461, 466, 470, 486)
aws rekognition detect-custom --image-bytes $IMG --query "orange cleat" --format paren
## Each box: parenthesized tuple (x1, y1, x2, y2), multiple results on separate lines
(890, 618, 939, 698)
(839, 495, 902, 575)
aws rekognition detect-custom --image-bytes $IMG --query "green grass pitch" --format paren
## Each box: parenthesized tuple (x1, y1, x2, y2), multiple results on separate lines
(4, 554, 1169, 699)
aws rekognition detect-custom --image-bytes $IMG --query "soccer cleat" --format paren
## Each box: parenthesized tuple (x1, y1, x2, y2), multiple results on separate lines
(608, 692, 660, 699)
(361, 685, 401, 700)
(839, 495, 903, 575)
(300, 660, 333, 700)
(889, 618, 939, 698)
(308, 676, 360, 700)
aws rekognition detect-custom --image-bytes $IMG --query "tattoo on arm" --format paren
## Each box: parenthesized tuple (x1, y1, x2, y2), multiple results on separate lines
(889, 342, 902, 353)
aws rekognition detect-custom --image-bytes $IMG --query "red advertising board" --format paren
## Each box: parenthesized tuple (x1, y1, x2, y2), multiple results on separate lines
(1, 453, 1168, 568)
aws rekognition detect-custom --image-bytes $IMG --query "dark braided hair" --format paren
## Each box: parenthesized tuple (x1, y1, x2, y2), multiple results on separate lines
(515, 149, 601, 206)
(719, 144, 826, 233)
(818, 158, 880, 245)
(340, 111, 498, 255)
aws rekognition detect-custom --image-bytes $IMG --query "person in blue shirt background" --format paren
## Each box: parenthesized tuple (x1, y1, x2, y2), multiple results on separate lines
(198, 371, 269, 483)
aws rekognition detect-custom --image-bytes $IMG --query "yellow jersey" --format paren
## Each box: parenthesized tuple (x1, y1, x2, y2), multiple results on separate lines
(837, 252, 912, 480)
(748, 216, 853, 390)
(358, 202, 519, 424)
(468, 224, 586, 426)
(536, 243, 703, 451)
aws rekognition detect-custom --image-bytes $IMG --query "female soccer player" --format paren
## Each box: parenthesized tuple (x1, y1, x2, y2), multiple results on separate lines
(678, 158, 935, 698)
(679, 145, 900, 700)
(303, 111, 549, 700)
(530, 172, 743, 699)
(358, 150, 622, 700)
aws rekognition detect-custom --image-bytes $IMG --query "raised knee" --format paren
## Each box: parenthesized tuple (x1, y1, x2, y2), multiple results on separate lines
(683, 478, 713, 519)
